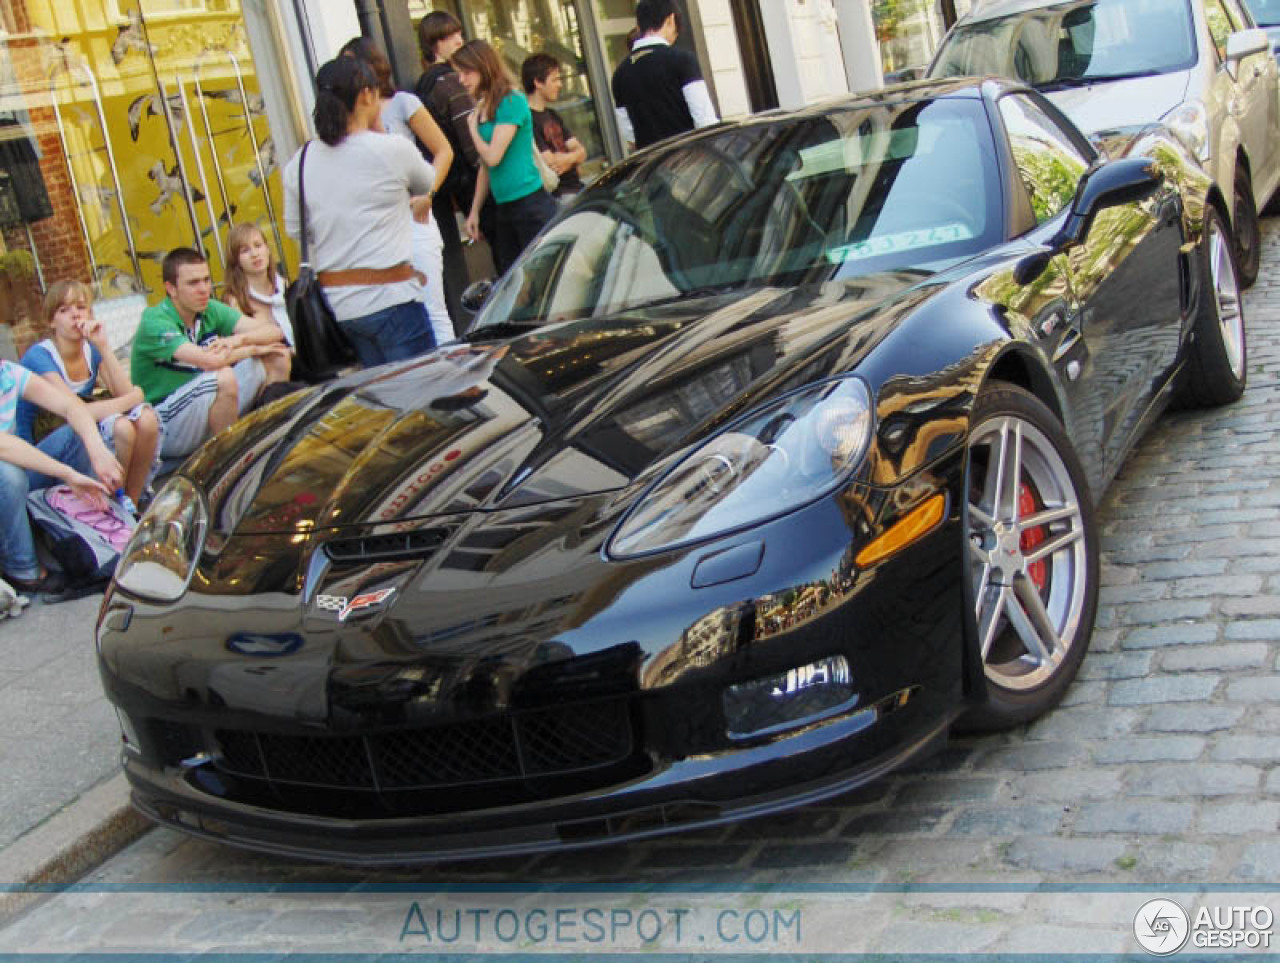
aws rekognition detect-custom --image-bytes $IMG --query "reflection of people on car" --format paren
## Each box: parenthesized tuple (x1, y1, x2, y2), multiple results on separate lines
(427, 344, 509, 409)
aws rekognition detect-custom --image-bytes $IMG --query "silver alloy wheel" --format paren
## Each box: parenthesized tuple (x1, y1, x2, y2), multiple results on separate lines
(1207, 215, 1245, 381)
(967, 414, 1089, 691)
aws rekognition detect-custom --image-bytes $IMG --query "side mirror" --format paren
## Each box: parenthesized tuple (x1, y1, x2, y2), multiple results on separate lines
(460, 279, 494, 314)
(1014, 158, 1163, 286)
(1058, 157, 1163, 247)
(1226, 28, 1269, 65)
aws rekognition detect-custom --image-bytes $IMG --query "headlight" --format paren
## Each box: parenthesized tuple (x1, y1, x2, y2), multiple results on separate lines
(608, 377, 873, 558)
(114, 476, 208, 602)
(1161, 99, 1210, 162)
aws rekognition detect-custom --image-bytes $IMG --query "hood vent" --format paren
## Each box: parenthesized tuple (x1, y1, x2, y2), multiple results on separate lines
(323, 528, 450, 563)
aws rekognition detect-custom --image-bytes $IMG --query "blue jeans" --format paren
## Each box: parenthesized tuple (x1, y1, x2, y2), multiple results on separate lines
(342, 300, 435, 369)
(26, 425, 94, 490)
(0, 462, 38, 580)
(1, 427, 95, 580)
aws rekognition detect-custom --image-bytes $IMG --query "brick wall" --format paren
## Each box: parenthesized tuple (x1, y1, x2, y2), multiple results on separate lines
(3, 8, 93, 357)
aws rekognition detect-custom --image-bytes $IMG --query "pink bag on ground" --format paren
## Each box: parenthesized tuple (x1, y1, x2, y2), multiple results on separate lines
(43, 485, 135, 553)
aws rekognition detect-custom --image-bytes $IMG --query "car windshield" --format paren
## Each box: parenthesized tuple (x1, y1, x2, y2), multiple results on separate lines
(931, 0, 1197, 86)
(1248, 0, 1280, 24)
(472, 97, 1000, 328)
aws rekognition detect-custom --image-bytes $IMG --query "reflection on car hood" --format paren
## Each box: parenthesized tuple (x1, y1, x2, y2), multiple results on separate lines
(1044, 70, 1192, 137)
(183, 272, 945, 536)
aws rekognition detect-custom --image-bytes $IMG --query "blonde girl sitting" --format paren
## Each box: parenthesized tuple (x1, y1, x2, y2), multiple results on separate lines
(222, 222, 294, 351)
(16, 280, 159, 506)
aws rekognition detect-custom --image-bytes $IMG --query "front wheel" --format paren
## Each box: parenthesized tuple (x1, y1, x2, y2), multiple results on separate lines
(1177, 203, 1247, 407)
(1233, 167, 1260, 288)
(960, 384, 1099, 731)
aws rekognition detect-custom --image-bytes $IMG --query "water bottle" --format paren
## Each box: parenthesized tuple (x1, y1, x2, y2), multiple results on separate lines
(116, 489, 138, 518)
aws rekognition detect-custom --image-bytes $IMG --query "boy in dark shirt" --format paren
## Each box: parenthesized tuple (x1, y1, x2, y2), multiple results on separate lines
(521, 53, 586, 199)
(610, 0, 718, 149)
(415, 11, 495, 318)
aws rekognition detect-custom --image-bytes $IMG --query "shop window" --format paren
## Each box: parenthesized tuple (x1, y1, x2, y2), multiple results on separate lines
(5, 0, 289, 316)
(877, 0, 973, 78)
(408, 0, 607, 178)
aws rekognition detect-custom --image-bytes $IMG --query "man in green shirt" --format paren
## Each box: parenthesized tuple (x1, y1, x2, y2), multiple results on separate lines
(132, 248, 290, 459)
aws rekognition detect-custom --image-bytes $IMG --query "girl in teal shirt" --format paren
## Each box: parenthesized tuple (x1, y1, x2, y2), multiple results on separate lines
(454, 40, 557, 275)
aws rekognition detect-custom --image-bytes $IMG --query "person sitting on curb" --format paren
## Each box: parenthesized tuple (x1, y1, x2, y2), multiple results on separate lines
(17, 279, 161, 508)
(522, 53, 586, 201)
(131, 247, 291, 461)
(0, 356, 123, 600)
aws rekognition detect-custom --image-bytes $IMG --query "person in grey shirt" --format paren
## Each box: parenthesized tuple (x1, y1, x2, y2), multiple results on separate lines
(282, 56, 435, 368)
(341, 36, 457, 347)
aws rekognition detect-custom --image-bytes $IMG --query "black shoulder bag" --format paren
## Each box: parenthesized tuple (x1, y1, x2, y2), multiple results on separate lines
(286, 141, 357, 382)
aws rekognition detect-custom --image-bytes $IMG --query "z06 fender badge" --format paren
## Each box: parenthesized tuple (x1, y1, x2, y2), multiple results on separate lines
(315, 588, 397, 622)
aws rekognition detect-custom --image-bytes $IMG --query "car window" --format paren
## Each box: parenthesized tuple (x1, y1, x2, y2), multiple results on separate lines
(1247, 0, 1280, 25)
(999, 94, 1090, 225)
(1204, 0, 1237, 59)
(1221, 0, 1254, 27)
(474, 98, 1002, 327)
(932, 0, 1197, 85)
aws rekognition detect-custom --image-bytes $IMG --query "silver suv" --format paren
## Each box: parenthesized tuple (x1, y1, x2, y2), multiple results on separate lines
(930, 0, 1280, 285)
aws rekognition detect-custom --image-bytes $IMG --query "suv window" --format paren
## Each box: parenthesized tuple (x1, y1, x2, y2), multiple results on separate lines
(1204, 0, 1239, 59)
(1220, 0, 1253, 26)
(932, 0, 1197, 85)
(999, 94, 1091, 225)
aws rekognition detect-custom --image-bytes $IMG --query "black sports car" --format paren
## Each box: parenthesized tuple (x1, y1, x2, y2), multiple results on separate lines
(97, 79, 1245, 863)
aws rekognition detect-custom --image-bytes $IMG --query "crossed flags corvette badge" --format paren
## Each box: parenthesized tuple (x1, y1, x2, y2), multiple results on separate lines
(315, 588, 397, 622)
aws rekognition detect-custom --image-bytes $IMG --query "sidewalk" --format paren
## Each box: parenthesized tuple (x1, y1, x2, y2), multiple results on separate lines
(0, 590, 150, 908)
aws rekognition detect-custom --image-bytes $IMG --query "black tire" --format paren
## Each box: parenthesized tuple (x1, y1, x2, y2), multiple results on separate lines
(1177, 203, 1247, 408)
(959, 384, 1099, 731)
(1233, 167, 1261, 288)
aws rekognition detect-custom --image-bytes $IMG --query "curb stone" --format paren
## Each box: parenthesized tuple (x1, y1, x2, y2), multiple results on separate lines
(0, 774, 149, 924)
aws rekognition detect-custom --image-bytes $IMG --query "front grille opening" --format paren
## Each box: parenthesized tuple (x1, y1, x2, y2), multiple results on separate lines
(209, 697, 644, 814)
(147, 720, 204, 767)
(375, 717, 518, 787)
(324, 528, 448, 563)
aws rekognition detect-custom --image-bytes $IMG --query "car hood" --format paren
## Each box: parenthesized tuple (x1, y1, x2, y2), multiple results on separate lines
(182, 271, 952, 537)
(1043, 70, 1192, 136)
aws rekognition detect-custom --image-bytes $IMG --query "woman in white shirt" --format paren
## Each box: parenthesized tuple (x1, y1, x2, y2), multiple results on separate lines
(283, 56, 436, 367)
(342, 37, 457, 346)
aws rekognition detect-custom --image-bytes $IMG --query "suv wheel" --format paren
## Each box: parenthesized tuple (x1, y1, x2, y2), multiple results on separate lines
(1233, 167, 1261, 288)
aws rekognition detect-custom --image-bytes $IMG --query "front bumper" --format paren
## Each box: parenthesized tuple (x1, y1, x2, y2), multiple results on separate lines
(100, 462, 973, 863)
(122, 695, 954, 864)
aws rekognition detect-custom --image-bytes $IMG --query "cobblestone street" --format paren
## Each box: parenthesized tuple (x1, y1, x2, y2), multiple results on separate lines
(5, 220, 1280, 955)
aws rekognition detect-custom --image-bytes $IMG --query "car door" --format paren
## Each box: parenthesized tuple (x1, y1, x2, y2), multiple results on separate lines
(1206, 0, 1280, 201)
(997, 92, 1185, 477)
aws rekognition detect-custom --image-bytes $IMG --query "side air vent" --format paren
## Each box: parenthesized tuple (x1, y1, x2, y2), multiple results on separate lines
(324, 528, 448, 563)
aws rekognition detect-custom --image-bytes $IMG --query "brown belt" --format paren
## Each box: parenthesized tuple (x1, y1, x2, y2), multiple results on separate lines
(317, 263, 422, 287)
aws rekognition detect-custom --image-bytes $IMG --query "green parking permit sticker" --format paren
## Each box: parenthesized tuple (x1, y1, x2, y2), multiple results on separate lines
(827, 223, 973, 263)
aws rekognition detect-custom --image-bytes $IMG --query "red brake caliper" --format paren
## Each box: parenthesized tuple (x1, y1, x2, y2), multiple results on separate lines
(1019, 482, 1047, 591)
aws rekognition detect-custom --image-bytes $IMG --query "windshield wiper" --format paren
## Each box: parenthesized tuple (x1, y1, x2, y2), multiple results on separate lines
(1037, 69, 1163, 90)
(625, 284, 745, 312)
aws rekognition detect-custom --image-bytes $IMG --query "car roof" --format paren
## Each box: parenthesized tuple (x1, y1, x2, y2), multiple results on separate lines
(954, 0, 1098, 26)
(724, 77, 998, 126)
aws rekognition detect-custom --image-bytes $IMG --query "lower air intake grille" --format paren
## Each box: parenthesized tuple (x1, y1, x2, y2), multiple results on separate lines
(213, 697, 634, 791)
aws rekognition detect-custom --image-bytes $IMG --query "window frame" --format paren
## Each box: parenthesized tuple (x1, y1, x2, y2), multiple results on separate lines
(996, 90, 1096, 232)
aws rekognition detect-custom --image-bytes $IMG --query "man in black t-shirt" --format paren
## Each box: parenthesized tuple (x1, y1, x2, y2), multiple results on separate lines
(610, 0, 718, 150)
(522, 53, 586, 198)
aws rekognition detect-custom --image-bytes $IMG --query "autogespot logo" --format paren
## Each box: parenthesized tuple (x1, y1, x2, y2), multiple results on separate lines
(1135, 898, 1191, 956)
